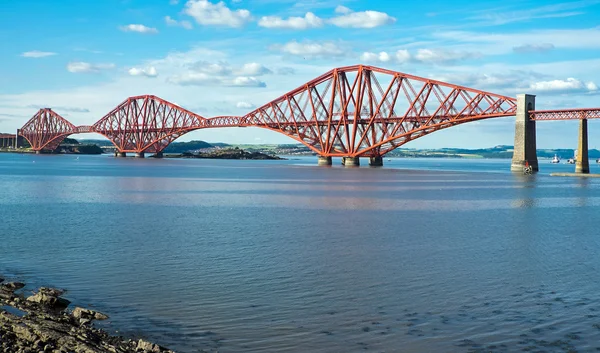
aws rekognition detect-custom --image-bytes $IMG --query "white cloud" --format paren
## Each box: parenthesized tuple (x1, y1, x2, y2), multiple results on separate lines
(67, 62, 115, 74)
(395, 49, 411, 64)
(170, 0, 179, 4)
(167, 72, 220, 86)
(258, 12, 323, 29)
(128, 67, 158, 77)
(360, 51, 391, 63)
(190, 61, 232, 75)
(184, 0, 251, 27)
(329, 10, 395, 28)
(165, 16, 193, 29)
(119, 24, 159, 34)
(236, 101, 255, 109)
(414, 49, 480, 64)
(529, 78, 599, 93)
(513, 43, 555, 53)
(359, 48, 479, 65)
(276, 40, 344, 58)
(232, 76, 266, 87)
(334, 5, 352, 14)
(21, 51, 57, 58)
(238, 63, 272, 76)
(167, 59, 267, 87)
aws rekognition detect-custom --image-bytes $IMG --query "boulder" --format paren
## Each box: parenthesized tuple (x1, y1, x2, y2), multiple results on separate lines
(1, 282, 25, 292)
(137, 339, 162, 352)
(26, 287, 71, 309)
(72, 307, 109, 321)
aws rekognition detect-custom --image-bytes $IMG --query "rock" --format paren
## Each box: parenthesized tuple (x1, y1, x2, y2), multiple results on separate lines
(137, 339, 161, 352)
(72, 307, 109, 321)
(2, 282, 25, 292)
(26, 288, 71, 309)
(0, 277, 4, 283)
(1, 285, 174, 353)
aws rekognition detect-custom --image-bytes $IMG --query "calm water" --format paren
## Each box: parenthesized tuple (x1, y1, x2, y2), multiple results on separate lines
(2, 153, 600, 352)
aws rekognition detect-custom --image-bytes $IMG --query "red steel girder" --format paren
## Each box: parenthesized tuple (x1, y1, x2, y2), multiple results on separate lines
(240, 65, 517, 157)
(530, 108, 600, 120)
(19, 66, 527, 156)
(92, 95, 208, 153)
(19, 109, 76, 151)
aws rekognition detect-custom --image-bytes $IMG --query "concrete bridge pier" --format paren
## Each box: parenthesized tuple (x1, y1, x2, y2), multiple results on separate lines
(576, 118, 589, 174)
(35, 150, 41, 154)
(317, 156, 332, 166)
(135, 152, 145, 158)
(153, 152, 164, 159)
(511, 94, 538, 173)
(369, 156, 383, 167)
(342, 157, 360, 167)
(115, 152, 126, 158)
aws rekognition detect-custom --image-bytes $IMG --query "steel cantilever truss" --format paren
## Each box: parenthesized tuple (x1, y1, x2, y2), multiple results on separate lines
(20, 109, 77, 151)
(19, 65, 527, 154)
(241, 65, 518, 157)
(93, 95, 208, 153)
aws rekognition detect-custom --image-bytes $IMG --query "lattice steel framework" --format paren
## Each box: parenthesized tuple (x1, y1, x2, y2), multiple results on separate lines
(25, 65, 582, 155)
(92, 95, 208, 153)
(20, 109, 76, 151)
(530, 108, 600, 120)
(240, 65, 518, 157)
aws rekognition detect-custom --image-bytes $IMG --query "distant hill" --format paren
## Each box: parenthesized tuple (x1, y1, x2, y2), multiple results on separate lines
(79, 139, 114, 147)
(73, 140, 600, 159)
(163, 140, 214, 153)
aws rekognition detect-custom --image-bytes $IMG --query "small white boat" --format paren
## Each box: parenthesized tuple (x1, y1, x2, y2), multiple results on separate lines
(567, 158, 575, 164)
(551, 154, 560, 163)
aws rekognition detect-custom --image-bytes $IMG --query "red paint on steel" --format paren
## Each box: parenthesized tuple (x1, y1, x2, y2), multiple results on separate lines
(530, 108, 600, 120)
(19, 66, 522, 154)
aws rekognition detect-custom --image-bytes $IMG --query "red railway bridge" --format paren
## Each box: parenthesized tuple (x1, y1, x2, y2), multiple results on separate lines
(12, 65, 600, 172)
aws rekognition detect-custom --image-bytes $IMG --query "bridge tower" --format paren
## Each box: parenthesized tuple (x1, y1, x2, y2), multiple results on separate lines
(511, 94, 538, 173)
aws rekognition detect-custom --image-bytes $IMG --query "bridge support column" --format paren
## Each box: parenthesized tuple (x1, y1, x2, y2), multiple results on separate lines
(511, 94, 538, 173)
(115, 152, 126, 158)
(35, 150, 41, 154)
(342, 156, 360, 167)
(369, 156, 383, 167)
(135, 152, 145, 158)
(576, 118, 589, 174)
(15, 130, 22, 149)
(317, 156, 332, 166)
(153, 152, 164, 159)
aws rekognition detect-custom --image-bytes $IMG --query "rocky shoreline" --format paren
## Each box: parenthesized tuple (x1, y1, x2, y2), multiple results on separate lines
(0, 276, 175, 353)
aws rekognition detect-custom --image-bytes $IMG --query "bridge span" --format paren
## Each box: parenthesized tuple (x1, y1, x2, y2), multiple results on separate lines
(9, 65, 600, 172)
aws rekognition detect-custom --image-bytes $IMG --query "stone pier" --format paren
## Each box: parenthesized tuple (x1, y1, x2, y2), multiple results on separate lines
(317, 156, 332, 166)
(153, 152, 164, 159)
(511, 94, 538, 173)
(342, 157, 360, 167)
(115, 152, 126, 158)
(369, 156, 383, 167)
(576, 118, 589, 174)
(135, 152, 145, 158)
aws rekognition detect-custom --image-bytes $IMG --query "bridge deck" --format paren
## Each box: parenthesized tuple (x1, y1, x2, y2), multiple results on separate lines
(530, 108, 600, 120)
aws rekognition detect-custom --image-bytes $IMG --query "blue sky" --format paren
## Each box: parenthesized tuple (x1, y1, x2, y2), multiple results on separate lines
(1, 0, 600, 148)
